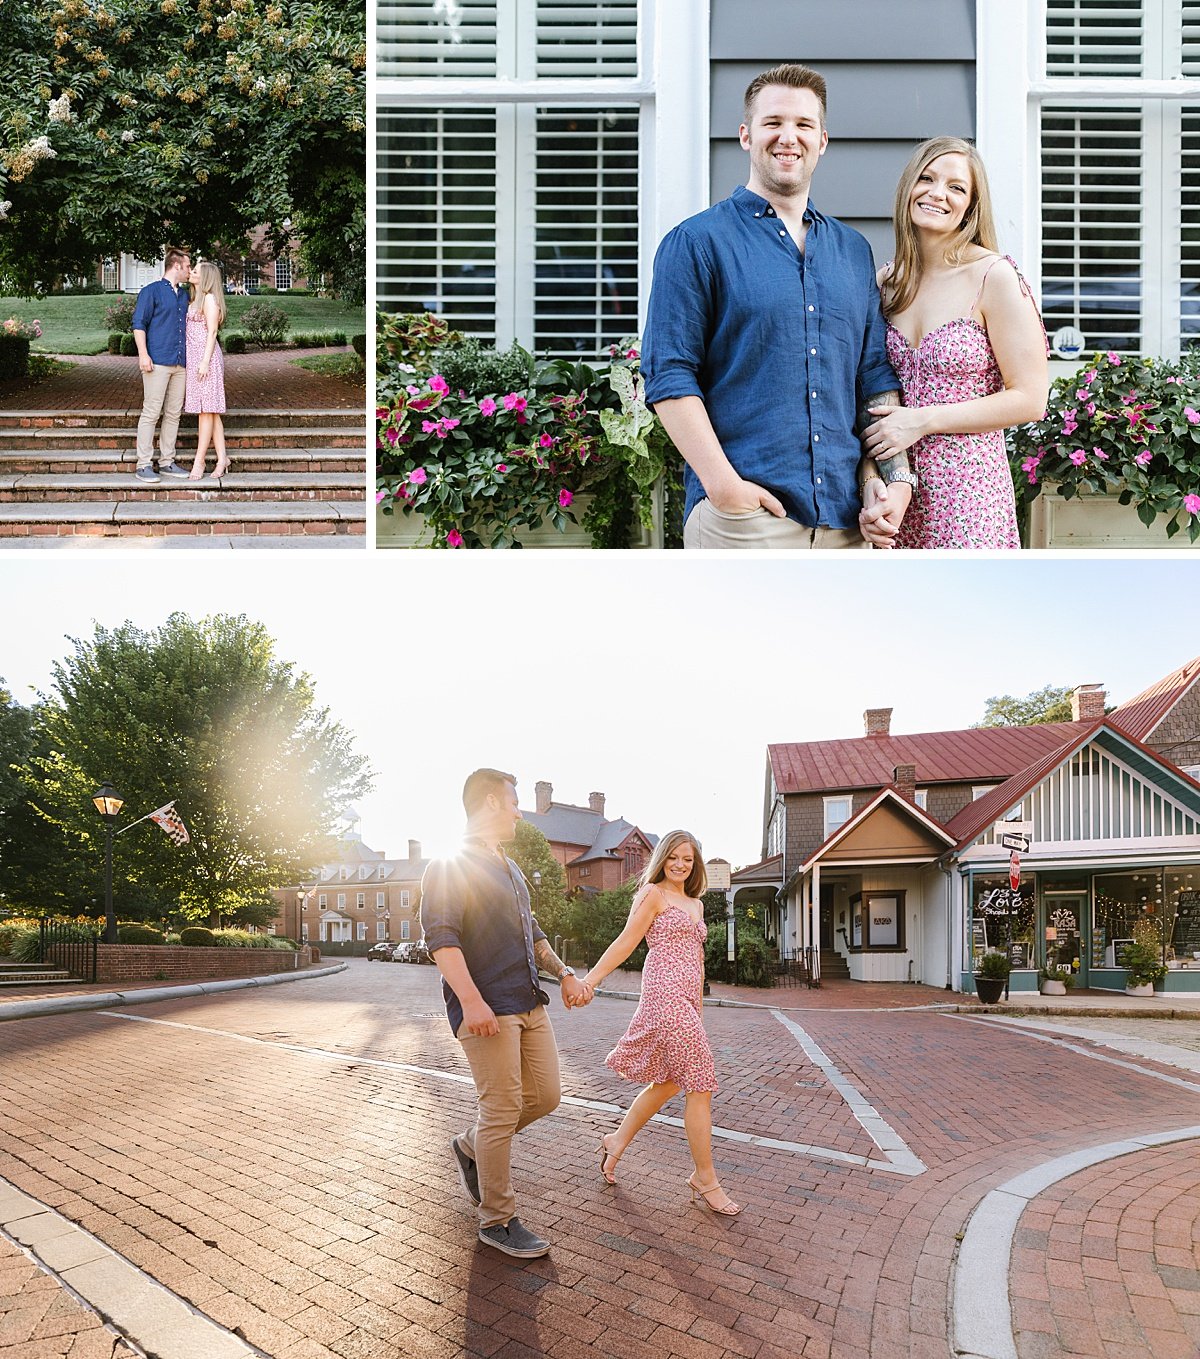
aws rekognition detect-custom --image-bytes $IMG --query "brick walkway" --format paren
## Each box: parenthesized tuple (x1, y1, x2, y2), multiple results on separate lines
(0, 962, 1196, 1358)
(0, 1238, 136, 1358)
(0, 350, 364, 413)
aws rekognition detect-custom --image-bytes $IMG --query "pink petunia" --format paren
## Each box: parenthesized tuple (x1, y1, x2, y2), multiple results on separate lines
(375, 489, 386, 503)
(446, 529, 464, 547)
(1062, 409, 1078, 436)
(1069, 449, 1087, 466)
(429, 374, 449, 394)
(1186, 494, 1200, 516)
(1093, 445, 1108, 461)
(1135, 450, 1153, 466)
(479, 397, 497, 416)
(1085, 402, 1096, 417)
(1076, 388, 1090, 402)
(1107, 351, 1122, 365)
(1082, 370, 1097, 386)
(558, 489, 573, 508)
(496, 464, 508, 473)
(1184, 408, 1200, 425)
(1021, 456, 1040, 474)
(539, 433, 555, 448)
(408, 467, 427, 485)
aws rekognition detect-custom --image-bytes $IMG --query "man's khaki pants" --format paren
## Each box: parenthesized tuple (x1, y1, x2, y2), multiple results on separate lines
(684, 499, 870, 549)
(136, 364, 187, 470)
(456, 1006, 561, 1228)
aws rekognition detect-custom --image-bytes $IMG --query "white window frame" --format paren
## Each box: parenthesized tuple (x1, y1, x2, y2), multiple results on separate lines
(337, 892, 346, 909)
(400, 889, 410, 909)
(356, 892, 365, 909)
(375, 0, 708, 346)
(823, 796, 852, 839)
(274, 255, 292, 291)
(971, 786, 994, 801)
(376, 891, 386, 909)
(317, 893, 327, 908)
(915, 789, 929, 811)
(401, 919, 411, 940)
(977, 0, 1200, 361)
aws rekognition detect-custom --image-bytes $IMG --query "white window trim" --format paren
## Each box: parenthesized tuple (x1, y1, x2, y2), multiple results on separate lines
(915, 789, 929, 811)
(978, 0, 1200, 361)
(823, 796, 852, 838)
(400, 889, 410, 909)
(374, 0, 708, 342)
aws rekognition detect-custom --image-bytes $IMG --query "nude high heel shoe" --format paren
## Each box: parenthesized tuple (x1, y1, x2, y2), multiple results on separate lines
(687, 1174, 742, 1216)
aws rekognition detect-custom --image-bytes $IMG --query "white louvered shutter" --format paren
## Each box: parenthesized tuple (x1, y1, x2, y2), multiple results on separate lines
(378, 2, 499, 78)
(1046, 0, 1144, 74)
(535, 1, 638, 76)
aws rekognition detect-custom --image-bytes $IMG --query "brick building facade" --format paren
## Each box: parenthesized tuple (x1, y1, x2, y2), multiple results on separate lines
(522, 782, 657, 895)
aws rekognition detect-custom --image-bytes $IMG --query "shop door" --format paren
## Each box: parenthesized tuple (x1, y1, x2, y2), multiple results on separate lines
(820, 887, 835, 950)
(1043, 895, 1088, 986)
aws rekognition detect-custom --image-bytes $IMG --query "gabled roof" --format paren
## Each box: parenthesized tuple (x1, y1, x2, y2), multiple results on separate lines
(730, 853, 783, 884)
(1108, 655, 1200, 742)
(769, 721, 1089, 794)
(572, 818, 650, 864)
(800, 787, 956, 872)
(523, 804, 604, 847)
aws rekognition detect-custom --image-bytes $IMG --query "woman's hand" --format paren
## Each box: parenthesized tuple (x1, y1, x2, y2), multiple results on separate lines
(861, 405, 931, 458)
(197, 361, 208, 381)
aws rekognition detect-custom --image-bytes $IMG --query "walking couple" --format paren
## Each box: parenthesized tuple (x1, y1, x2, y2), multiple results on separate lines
(420, 769, 733, 1261)
(643, 62, 1049, 549)
(131, 248, 228, 483)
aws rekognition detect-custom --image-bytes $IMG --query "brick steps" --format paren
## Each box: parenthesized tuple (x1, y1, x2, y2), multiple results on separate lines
(0, 426, 363, 452)
(0, 500, 364, 537)
(0, 962, 75, 987)
(0, 472, 363, 503)
(0, 450, 363, 474)
(820, 950, 852, 980)
(0, 408, 363, 431)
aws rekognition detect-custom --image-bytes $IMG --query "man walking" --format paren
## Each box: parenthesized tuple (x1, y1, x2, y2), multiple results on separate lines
(642, 63, 915, 548)
(421, 769, 591, 1259)
(130, 248, 192, 483)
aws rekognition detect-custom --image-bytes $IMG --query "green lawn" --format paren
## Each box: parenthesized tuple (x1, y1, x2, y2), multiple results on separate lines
(0, 294, 367, 355)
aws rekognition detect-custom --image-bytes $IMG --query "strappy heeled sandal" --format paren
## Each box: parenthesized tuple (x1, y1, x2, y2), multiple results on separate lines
(598, 1133, 621, 1185)
(687, 1174, 742, 1216)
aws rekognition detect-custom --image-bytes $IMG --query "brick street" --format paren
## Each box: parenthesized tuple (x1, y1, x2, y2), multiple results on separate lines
(0, 962, 1197, 1359)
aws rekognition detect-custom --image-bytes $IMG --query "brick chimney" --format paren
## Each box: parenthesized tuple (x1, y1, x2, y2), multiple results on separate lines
(588, 791, 606, 816)
(535, 781, 553, 813)
(864, 707, 893, 737)
(1071, 684, 1106, 722)
(893, 764, 916, 802)
(408, 839, 421, 861)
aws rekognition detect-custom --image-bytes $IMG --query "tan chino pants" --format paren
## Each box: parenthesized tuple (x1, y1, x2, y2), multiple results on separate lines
(456, 1006, 561, 1227)
(683, 499, 870, 549)
(136, 364, 187, 469)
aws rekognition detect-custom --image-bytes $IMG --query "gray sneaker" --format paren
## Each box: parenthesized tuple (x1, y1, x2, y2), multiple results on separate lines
(158, 462, 189, 478)
(450, 1136, 480, 1206)
(478, 1218, 549, 1259)
(134, 466, 161, 483)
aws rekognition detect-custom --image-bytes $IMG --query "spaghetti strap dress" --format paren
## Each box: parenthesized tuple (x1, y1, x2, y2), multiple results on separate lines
(604, 903, 717, 1093)
(886, 255, 1042, 550)
(184, 310, 226, 414)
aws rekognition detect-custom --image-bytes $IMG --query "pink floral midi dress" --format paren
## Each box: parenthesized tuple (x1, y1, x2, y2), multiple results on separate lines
(887, 256, 1041, 550)
(605, 903, 717, 1093)
(184, 310, 226, 414)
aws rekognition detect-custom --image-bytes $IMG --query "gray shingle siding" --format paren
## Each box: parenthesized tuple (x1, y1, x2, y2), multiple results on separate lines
(708, 0, 977, 266)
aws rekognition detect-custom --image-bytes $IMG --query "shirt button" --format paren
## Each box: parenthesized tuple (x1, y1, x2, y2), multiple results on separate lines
(810, 348, 817, 355)
(814, 434, 820, 442)
(779, 229, 786, 236)
(754, 212, 761, 217)
(816, 476, 823, 485)
(808, 304, 815, 312)
(811, 391, 818, 399)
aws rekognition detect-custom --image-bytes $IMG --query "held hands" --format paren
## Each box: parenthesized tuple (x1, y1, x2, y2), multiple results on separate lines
(561, 974, 594, 1009)
(861, 405, 928, 459)
(858, 477, 912, 549)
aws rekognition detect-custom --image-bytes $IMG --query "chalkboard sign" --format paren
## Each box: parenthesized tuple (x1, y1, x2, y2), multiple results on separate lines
(971, 919, 987, 965)
(1171, 892, 1200, 957)
(1009, 942, 1030, 969)
(1112, 938, 1135, 966)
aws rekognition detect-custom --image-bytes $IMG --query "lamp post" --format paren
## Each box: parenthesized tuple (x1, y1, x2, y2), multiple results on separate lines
(295, 888, 306, 946)
(384, 910, 391, 942)
(91, 782, 124, 945)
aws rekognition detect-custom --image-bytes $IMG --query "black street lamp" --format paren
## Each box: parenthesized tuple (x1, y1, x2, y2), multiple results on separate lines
(91, 782, 124, 944)
(384, 910, 391, 941)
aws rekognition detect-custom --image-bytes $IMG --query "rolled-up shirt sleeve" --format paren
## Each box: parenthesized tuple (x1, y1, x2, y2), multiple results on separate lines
(419, 858, 464, 954)
(131, 285, 153, 334)
(642, 226, 714, 407)
(856, 255, 899, 400)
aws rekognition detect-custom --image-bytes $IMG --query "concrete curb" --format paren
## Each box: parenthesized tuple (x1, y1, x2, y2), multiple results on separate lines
(0, 961, 347, 1023)
(954, 1003, 1200, 1020)
(950, 1124, 1200, 1359)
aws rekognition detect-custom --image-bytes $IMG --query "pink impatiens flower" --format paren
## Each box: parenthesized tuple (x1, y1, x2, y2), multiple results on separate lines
(1185, 494, 1200, 516)
(1061, 409, 1078, 436)
(446, 529, 464, 547)
(496, 463, 508, 473)
(1107, 351, 1122, 365)
(1076, 388, 1090, 402)
(502, 392, 527, 413)
(421, 420, 439, 434)
(408, 467, 427, 485)
(1184, 407, 1200, 424)
(478, 397, 497, 416)
(1092, 445, 1108, 461)
(558, 489, 573, 508)
(539, 433, 555, 449)
(375, 489, 386, 503)
(429, 374, 449, 395)
(1135, 450, 1153, 466)
(1069, 449, 1087, 466)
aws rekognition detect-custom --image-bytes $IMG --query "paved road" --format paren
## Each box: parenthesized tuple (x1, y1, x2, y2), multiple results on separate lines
(0, 961, 1197, 1358)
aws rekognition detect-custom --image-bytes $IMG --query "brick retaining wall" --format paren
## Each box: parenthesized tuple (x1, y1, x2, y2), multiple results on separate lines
(48, 943, 312, 985)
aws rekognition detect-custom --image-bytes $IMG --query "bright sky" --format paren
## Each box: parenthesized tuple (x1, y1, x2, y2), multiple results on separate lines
(1, 553, 1197, 867)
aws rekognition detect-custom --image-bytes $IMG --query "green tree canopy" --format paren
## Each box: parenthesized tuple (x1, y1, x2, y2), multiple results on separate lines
(972, 685, 1075, 728)
(562, 882, 647, 972)
(0, 680, 34, 816)
(24, 612, 371, 926)
(0, 0, 365, 295)
(509, 819, 568, 941)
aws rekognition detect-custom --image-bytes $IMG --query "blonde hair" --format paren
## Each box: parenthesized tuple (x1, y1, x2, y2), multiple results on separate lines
(640, 829, 707, 899)
(190, 261, 227, 329)
(884, 136, 999, 319)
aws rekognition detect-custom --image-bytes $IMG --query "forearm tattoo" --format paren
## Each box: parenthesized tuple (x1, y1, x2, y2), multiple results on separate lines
(534, 938, 566, 976)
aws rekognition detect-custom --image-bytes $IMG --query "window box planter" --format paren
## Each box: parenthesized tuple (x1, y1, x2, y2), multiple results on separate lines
(1039, 978, 1067, 995)
(1026, 489, 1200, 549)
(376, 494, 656, 549)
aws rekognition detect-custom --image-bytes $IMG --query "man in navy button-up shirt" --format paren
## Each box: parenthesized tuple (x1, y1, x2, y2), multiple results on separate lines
(130, 248, 192, 483)
(643, 64, 914, 549)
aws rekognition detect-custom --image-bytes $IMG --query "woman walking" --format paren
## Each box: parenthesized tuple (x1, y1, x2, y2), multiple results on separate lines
(862, 136, 1048, 548)
(185, 261, 229, 480)
(582, 830, 741, 1216)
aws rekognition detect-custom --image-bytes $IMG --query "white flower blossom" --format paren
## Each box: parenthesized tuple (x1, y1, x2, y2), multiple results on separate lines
(47, 94, 71, 123)
(0, 202, 10, 219)
(30, 136, 57, 159)
(121, 130, 135, 143)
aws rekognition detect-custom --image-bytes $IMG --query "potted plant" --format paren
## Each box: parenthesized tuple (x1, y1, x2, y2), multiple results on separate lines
(1037, 962, 1075, 996)
(1121, 938, 1167, 997)
(974, 949, 1010, 1005)
(1010, 350, 1200, 548)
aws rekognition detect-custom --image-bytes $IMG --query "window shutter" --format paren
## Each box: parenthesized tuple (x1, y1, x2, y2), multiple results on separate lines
(1041, 108, 1143, 352)
(1046, 0, 1144, 76)
(377, 109, 498, 328)
(534, 106, 639, 355)
(1184, 1, 1200, 74)
(378, 1, 499, 78)
(1183, 107, 1200, 349)
(535, 1, 639, 77)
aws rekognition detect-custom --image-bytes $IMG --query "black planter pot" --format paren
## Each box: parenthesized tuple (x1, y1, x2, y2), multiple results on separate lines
(974, 975, 1006, 1005)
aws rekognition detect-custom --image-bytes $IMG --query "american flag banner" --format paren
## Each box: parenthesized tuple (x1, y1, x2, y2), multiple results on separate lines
(148, 802, 190, 846)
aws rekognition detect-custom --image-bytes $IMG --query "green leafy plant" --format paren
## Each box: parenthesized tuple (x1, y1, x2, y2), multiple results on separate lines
(976, 950, 1011, 979)
(179, 926, 217, 947)
(117, 924, 165, 945)
(1121, 938, 1168, 987)
(1010, 350, 1200, 542)
(242, 302, 290, 346)
(1038, 962, 1075, 987)
(103, 298, 135, 334)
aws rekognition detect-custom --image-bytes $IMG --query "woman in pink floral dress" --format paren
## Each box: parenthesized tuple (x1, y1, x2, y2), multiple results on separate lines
(861, 137, 1048, 548)
(580, 830, 741, 1216)
(185, 261, 229, 480)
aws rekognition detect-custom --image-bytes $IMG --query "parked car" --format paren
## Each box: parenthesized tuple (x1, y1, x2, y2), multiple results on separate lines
(393, 939, 434, 964)
(366, 941, 395, 962)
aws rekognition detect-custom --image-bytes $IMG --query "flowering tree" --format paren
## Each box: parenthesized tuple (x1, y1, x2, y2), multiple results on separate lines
(0, 0, 364, 295)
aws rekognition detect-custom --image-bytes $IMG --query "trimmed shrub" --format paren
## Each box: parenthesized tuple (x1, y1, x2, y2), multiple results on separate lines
(180, 926, 216, 947)
(225, 333, 247, 354)
(242, 302, 290, 345)
(0, 335, 31, 381)
(104, 296, 136, 333)
(7, 927, 42, 964)
(117, 924, 165, 945)
(331, 331, 347, 346)
(119, 334, 138, 357)
(107, 332, 123, 354)
(351, 333, 367, 358)
(209, 928, 294, 949)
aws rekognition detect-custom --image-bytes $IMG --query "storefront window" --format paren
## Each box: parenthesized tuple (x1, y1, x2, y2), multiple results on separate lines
(968, 875, 1035, 969)
(1093, 869, 1165, 966)
(1166, 866, 1200, 963)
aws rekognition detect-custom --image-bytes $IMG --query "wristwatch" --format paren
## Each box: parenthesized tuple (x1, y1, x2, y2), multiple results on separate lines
(558, 966, 577, 981)
(883, 466, 918, 491)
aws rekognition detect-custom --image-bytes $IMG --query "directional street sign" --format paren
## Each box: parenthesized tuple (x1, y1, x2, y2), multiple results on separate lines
(1001, 832, 1031, 852)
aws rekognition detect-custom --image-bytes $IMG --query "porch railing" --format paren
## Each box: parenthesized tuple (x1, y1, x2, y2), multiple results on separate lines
(38, 919, 97, 983)
(774, 947, 820, 988)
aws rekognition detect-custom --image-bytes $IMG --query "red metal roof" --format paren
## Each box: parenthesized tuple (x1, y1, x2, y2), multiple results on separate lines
(1108, 655, 1200, 741)
(768, 721, 1090, 794)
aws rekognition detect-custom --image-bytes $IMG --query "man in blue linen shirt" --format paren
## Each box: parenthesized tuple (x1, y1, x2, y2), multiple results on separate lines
(642, 64, 915, 549)
(130, 248, 192, 483)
